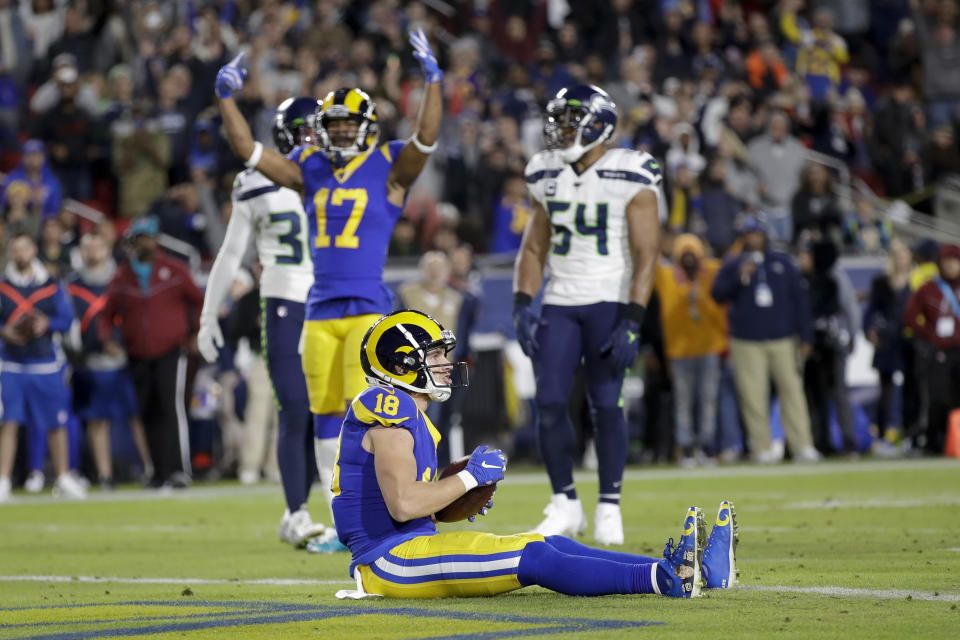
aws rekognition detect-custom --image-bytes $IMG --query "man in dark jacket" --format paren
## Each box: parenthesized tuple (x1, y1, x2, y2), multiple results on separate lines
(100, 216, 204, 488)
(902, 243, 960, 454)
(711, 217, 819, 463)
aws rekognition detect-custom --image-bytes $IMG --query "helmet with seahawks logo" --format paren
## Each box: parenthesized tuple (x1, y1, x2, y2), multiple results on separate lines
(272, 96, 320, 154)
(360, 310, 468, 402)
(543, 84, 618, 163)
(316, 87, 380, 162)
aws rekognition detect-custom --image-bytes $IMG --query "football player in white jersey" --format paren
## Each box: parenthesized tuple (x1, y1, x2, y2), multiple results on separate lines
(198, 97, 330, 549)
(513, 85, 662, 545)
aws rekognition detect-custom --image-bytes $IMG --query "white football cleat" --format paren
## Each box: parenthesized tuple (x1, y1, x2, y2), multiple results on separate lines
(533, 494, 587, 537)
(0, 476, 11, 503)
(282, 509, 327, 548)
(52, 473, 87, 500)
(593, 502, 624, 546)
(24, 471, 45, 493)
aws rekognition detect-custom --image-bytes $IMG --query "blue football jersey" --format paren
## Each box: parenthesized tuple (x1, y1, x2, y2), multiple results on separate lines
(290, 141, 407, 321)
(331, 384, 441, 576)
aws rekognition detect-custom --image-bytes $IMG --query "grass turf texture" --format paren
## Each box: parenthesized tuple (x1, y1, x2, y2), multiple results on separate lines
(1, 459, 959, 639)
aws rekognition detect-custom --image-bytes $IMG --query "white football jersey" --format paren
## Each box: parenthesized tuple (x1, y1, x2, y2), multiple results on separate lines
(524, 148, 663, 306)
(231, 169, 313, 302)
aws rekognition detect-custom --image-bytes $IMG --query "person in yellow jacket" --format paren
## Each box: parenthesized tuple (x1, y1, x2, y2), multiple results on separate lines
(655, 234, 728, 466)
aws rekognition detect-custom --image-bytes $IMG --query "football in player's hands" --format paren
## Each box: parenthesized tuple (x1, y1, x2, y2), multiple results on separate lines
(434, 457, 499, 523)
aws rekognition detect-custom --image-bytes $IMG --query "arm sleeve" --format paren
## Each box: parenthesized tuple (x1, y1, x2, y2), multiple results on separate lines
(200, 189, 254, 322)
(710, 258, 742, 303)
(48, 284, 76, 333)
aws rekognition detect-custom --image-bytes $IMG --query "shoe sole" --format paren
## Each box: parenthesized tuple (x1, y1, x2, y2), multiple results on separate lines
(727, 502, 739, 588)
(691, 507, 705, 598)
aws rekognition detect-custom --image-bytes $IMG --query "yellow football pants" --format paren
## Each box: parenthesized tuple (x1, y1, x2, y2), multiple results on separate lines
(357, 531, 544, 598)
(301, 315, 380, 415)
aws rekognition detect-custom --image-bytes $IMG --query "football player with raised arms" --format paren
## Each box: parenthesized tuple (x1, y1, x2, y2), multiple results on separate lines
(329, 310, 739, 599)
(197, 97, 327, 549)
(215, 29, 441, 552)
(514, 85, 661, 545)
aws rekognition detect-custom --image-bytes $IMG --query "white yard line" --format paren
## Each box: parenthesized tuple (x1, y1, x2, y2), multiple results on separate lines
(0, 575, 352, 586)
(1, 576, 956, 602)
(743, 585, 960, 602)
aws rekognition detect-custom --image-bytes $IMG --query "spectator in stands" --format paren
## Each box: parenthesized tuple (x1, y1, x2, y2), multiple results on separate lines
(489, 174, 531, 254)
(711, 217, 819, 463)
(791, 162, 845, 245)
(2, 182, 41, 240)
(902, 243, 960, 455)
(923, 123, 960, 183)
(1, 139, 62, 223)
(787, 6, 850, 102)
(33, 61, 97, 202)
(226, 265, 278, 485)
(801, 241, 861, 457)
(112, 101, 171, 219)
(0, 233, 84, 502)
(747, 112, 808, 245)
(870, 77, 926, 197)
(911, 0, 960, 127)
(699, 158, 741, 257)
(864, 238, 913, 442)
(66, 232, 152, 489)
(37, 217, 71, 277)
(655, 234, 727, 467)
(100, 216, 204, 488)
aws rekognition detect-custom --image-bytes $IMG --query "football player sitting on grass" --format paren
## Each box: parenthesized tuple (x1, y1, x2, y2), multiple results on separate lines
(330, 309, 739, 599)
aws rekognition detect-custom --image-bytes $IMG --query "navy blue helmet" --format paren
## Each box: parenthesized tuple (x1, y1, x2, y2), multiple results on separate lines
(272, 96, 320, 154)
(543, 84, 618, 163)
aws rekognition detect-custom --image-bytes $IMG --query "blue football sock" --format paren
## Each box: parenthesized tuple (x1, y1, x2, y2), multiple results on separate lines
(313, 414, 343, 440)
(517, 540, 661, 595)
(276, 406, 314, 513)
(536, 403, 577, 499)
(544, 535, 658, 564)
(593, 407, 628, 505)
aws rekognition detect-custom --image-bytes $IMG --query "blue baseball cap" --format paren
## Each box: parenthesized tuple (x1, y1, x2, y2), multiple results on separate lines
(738, 215, 767, 235)
(128, 216, 159, 238)
(22, 139, 45, 154)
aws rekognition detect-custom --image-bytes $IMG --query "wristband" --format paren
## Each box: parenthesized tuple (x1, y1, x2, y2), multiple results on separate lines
(410, 134, 438, 154)
(456, 469, 478, 491)
(513, 292, 533, 310)
(625, 302, 646, 324)
(244, 141, 263, 169)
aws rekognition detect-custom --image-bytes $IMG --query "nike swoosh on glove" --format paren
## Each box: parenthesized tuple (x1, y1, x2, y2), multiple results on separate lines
(600, 318, 641, 372)
(409, 27, 443, 83)
(464, 446, 507, 486)
(215, 52, 247, 99)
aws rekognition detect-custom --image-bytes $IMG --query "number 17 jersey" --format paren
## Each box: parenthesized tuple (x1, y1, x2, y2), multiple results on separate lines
(524, 148, 663, 306)
(290, 140, 407, 321)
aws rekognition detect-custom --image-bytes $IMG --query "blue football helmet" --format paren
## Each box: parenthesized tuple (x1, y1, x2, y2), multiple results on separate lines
(272, 96, 320, 154)
(543, 84, 618, 163)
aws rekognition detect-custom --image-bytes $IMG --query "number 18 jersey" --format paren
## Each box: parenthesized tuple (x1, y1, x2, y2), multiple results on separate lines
(524, 148, 663, 306)
(289, 141, 407, 321)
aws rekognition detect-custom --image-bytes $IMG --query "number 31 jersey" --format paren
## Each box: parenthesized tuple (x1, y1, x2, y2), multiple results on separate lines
(231, 169, 313, 303)
(524, 148, 663, 306)
(290, 140, 407, 321)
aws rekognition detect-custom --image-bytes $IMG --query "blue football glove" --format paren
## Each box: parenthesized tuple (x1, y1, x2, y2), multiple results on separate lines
(468, 499, 495, 523)
(463, 446, 506, 486)
(215, 52, 247, 99)
(600, 318, 641, 373)
(409, 28, 443, 83)
(513, 302, 546, 358)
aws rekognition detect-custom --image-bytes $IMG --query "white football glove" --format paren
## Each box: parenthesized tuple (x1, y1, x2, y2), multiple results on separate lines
(197, 319, 224, 364)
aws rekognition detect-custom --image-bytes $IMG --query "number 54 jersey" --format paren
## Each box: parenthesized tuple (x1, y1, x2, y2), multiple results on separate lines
(524, 148, 663, 306)
(290, 140, 407, 321)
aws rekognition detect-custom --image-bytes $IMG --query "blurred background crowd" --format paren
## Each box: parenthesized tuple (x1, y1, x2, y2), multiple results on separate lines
(2, 0, 960, 491)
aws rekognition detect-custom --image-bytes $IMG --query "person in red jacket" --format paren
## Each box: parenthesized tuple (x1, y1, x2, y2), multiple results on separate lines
(902, 244, 960, 455)
(100, 216, 204, 488)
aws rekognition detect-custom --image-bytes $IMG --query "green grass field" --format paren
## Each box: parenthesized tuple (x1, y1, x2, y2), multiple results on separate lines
(2, 458, 960, 639)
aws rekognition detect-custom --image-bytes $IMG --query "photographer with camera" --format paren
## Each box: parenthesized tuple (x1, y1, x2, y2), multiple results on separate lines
(711, 216, 819, 463)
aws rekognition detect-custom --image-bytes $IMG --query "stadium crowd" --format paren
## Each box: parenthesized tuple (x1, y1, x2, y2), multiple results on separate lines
(2, 0, 960, 496)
